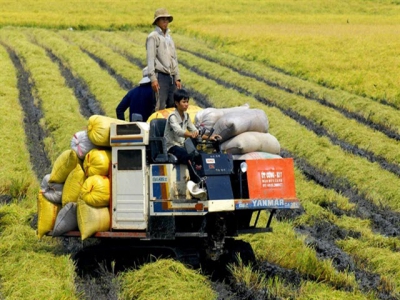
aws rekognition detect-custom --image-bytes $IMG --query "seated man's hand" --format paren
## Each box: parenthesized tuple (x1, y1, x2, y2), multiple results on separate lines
(191, 131, 199, 138)
(209, 134, 222, 141)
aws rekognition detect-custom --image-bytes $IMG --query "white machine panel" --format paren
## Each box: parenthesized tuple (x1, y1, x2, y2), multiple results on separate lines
(110, 122, 149, 146)
(111, 146, 148, 229)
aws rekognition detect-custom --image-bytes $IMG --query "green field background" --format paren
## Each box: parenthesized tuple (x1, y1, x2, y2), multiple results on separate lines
(1, 1, 400, 299)
(1, 0, 399, 104)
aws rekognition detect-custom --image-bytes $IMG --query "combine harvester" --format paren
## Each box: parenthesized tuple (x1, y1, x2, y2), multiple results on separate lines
(43, 107, 300, 265)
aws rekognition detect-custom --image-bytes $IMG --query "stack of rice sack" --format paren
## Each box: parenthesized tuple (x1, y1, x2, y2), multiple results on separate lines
(195, 104, 280, 155)
(37, 115, 127, 240)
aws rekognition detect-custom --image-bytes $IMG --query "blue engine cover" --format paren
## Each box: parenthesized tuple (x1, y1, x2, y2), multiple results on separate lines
(197, 153, 233, 176)
(205, 175, 234, 200)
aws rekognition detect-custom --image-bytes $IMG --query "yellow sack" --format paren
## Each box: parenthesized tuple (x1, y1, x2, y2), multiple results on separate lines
(37, 192, 61, 238)
(87, 115, 127, 146)
(49, 149, 80, 183)
(83, 148, 111, 176)
(77, 198, 110, 240)
(62, 164, 86, 206)
(147, 105, 203, 124)
(81, 175, 110, 207)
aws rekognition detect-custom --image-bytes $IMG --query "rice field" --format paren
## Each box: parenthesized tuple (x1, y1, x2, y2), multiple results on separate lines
(0, 1, 399, 299)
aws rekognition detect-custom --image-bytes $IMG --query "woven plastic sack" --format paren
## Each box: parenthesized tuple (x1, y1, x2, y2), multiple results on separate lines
(87, 115, 127, 147)
(71, 130, 96, 160)
(62, 164, 86, 206)
(221, 132, 280, 155)
(49, 149, 80, 183)
(37, 192, 61, 239)
(232, 152, 282, 160)
(83, 148, 111, 176)
(213, 109, 269, 142)
(40, 174, 63, 204)
(80, 175, 110, 207)
(77, 198, 110, 240)
(52, 202, 78, 236)
(147, 105, 202, 124)
(194, 104, 250, 129)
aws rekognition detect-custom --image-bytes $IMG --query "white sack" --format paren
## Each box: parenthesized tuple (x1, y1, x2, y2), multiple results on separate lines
(194, 104, 250, 130)
(221, 132, 280, 155)
(41, 174, 63, 204)
(232, 152, 282, 160)
(71, 130, 96, 160)
(213, 109, 269, 142)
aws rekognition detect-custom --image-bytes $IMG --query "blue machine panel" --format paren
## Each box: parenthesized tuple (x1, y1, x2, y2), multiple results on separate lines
(197, 153, 233, 176)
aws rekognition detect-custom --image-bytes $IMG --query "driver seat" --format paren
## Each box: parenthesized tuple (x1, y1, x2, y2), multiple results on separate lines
(149, 118, 177, 163)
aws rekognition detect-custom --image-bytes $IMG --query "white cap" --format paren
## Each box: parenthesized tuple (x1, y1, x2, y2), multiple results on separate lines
(139, 67, 151, 84)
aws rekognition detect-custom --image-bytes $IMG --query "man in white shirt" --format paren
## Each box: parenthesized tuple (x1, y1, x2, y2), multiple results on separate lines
(164, 89, 220, 165)
(146, 8, 182, 110)
(164, 89, 198, 164)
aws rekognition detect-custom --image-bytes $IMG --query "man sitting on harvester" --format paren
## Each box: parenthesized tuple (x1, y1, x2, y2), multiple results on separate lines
(164, 88, 220, 164)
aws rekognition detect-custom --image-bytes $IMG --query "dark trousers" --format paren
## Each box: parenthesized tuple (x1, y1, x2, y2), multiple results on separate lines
(156, 72, 176, 110)
(168, 146, 191, 164)
(168, 146, 200, 182)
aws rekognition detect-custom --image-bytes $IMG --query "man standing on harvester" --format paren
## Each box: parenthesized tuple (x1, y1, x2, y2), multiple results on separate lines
(146, 8, 181, 110)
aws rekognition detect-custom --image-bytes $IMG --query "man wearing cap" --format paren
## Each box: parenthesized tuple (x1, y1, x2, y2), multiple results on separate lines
(146, 8, 182, 110)
(116, 67, 155, 122)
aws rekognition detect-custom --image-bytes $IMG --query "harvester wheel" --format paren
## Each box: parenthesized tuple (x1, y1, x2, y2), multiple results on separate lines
(224, 239, 256, 266)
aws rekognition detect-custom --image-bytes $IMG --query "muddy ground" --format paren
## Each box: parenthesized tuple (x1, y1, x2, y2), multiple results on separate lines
(3, 37, 400, 300)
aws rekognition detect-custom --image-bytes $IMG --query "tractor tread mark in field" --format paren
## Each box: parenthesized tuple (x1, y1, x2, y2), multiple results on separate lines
(281, 149, 400, 238)
(178, 47, 400, 141)
(272, 102, 400, 177)
(110, 46, 146, 72)
(71, 239, 255, 300)
(179, 60, 400, 178)
(1, 42, 51, 180)
(81, 48, 134, 91)
(264, 64, 400, 112)
(44, 47, 105, 117)
(296, 222, 396, 299)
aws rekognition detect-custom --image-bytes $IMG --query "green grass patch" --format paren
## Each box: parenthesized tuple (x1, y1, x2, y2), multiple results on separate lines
(118, 258, 216, 300)
(0, 42, 36, 191)
(0, 197, 78, 299)
(338, 238, 400, 297)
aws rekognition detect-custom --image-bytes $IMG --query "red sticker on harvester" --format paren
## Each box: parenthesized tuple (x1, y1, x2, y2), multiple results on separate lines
(246, 158, 296, 200)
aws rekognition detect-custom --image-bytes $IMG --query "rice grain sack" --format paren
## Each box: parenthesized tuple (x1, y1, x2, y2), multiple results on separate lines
(213, 109, 269, 142)
(87, 115, 127, 146)
(83, 148, 111, 176)
(147, 105, 202, 124)
(221, 132, 280, 155)
(80, 175, 110, 207)
(49, 149, 80, 183)
(232, 151, 282, 160)
(62, 164, 86, 206)
(40, 174, 63, 204)
(194, 104, 250, 129)
(52, 202, 78, 236)
(37, 192, 61, 239)
(71, 130, 96, 160)
(77, 198, 110, 240)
